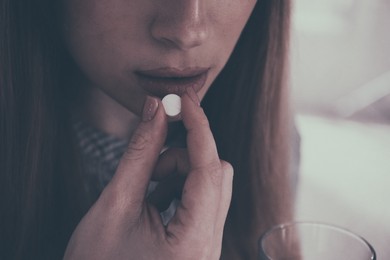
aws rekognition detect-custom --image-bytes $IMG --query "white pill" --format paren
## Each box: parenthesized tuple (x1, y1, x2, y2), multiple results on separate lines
(162, 94, 181, 117)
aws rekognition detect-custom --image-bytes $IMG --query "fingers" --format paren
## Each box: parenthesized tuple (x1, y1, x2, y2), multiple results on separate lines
(181, 88, 220, 170)
(214, 161, 234, 244)
(207, 161, 234, 260)
(149, 148, 189, 212)
(167, 88, 233, 248)
(147, 177, 185, 212)
(152, 148, 190, 181)
(105, 96, 168, 212)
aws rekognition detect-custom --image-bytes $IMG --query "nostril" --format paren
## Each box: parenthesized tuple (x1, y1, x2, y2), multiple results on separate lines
(158, 28, 207, 50)
(150, 13, 208, 51)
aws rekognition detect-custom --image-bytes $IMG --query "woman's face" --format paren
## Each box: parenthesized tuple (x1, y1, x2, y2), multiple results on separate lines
(64, 0, 257, 116)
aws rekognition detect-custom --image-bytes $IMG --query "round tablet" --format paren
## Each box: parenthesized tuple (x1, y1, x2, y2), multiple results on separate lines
(162, 94, 181, 117)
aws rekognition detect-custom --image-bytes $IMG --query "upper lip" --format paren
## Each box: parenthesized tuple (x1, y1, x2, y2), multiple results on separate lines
(135, 67, 209, 78)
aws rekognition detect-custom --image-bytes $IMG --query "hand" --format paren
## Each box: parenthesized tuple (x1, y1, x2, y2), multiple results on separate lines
(64, 88, 233, 260)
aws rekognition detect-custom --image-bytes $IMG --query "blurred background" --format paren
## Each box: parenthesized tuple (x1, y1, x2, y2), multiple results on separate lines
(290, 0, 390, 258)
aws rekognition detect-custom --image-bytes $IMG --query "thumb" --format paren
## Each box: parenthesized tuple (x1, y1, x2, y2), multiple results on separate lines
(105, 96, 168, 213)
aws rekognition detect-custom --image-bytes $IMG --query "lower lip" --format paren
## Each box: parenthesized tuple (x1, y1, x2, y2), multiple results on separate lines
(135, 71, 208, 98)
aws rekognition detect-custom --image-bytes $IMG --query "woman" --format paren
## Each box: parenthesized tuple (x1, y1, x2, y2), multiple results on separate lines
(0, 0, 294, 259)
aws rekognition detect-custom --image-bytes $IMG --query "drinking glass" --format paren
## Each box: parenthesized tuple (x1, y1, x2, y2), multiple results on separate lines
(258, 222, 376, 260)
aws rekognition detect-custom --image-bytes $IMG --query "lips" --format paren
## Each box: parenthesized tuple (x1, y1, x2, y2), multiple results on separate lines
(135, 67, 209, 98)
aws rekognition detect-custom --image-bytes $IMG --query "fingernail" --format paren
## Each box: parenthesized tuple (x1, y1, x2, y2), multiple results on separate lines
(186, 87, 200, 106)
(142, 96, 159, 122)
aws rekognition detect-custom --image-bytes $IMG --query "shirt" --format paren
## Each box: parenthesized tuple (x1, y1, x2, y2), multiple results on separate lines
(72, 119, 179, 225)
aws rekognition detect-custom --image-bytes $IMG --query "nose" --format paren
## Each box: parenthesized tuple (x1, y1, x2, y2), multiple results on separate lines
(150, 1, 208, 51)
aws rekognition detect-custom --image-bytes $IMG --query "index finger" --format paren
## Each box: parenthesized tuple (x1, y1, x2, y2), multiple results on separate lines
(181, 88, 220, 170)
(164, 88, 226, 243)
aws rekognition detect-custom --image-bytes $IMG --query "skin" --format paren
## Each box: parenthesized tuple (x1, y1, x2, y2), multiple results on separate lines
(63, 0, 257, 259)
(64, 0, 257, 138)
(65, 90, 234, 259)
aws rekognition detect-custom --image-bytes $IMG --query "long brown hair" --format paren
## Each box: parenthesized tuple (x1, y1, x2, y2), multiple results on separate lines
(1, 0, 85, 258)
(204, 1, 293, 258)
(0, 0, 292, 259)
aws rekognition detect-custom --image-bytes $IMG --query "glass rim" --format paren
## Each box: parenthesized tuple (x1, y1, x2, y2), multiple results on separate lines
(258, 221, 376, 260)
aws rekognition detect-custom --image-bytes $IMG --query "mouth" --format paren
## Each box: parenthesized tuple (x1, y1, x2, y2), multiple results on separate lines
(135, 67, 209, 98)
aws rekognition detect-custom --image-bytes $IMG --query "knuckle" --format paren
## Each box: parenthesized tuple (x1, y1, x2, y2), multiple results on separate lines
(198, 114, 210, 128)
(220, 160, 234, 175)
(194, 162, 223, 187)
(209, 167, 223, 187)
(123, 131, 151, 161)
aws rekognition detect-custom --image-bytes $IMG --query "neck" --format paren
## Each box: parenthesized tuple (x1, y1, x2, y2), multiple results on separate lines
(79, 86, 140, 140)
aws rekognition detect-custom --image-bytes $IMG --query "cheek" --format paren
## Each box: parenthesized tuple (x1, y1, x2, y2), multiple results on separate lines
(210, 1, 256, 48)
(62, 0, 257, 114)
(208, 2, 257, 72)
(63, 2, 148, 115)
(220, 1, 256, 37)
(64, 1, 114, 76)
(64, 0, 143, 86)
